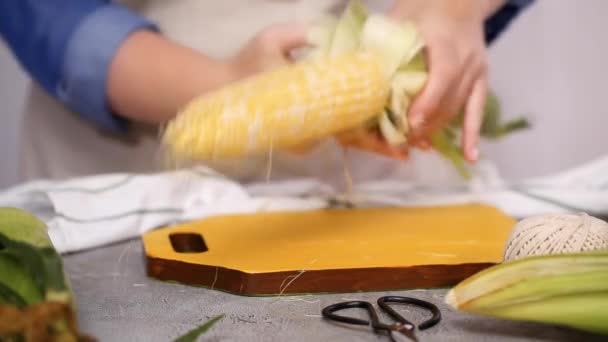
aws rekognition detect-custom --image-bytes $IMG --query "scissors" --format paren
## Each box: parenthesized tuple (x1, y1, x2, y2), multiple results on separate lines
(321, 296, 441, 342)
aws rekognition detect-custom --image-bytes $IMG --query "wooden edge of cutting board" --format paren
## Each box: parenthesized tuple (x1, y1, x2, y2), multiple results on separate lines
(146, 257, 495, 296)
(143, 204, 516, 295)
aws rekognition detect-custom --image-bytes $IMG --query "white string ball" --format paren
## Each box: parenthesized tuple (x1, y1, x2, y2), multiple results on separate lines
(503, 212, 608, 262)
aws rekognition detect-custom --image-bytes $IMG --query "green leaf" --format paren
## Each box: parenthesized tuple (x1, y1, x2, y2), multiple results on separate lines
(39, 247, 71, 302)
(0, 282, 27, 307)
(398, 50, 426, 72)
(173, 315, 225, 342)
(479, 92, 500, 134)
(430, 130, 471, 180)
(478, 92, 531, 139)
(483, 117, 531, 139)
(429, 91, 531, 180)
(0, 233, 48, 303)
(0, 208, 72, 306)
(0, 252, 43, 307)
(0, 207, 52, 248)
(0, 207, 80, 342)
(360, 15, 421, 75)
(328, 0, 368, 56)
(447, 92, 530, 138)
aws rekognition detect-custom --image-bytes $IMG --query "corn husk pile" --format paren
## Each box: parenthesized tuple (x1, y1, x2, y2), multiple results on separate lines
(446, 249, 608, 336)
(0, 207, 93, 342)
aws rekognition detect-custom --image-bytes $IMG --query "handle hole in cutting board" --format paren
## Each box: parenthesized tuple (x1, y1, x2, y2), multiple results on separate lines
(169, 233, 208, 253)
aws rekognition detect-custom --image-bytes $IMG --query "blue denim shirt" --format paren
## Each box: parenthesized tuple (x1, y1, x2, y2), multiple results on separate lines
(0, 0, 534, 134)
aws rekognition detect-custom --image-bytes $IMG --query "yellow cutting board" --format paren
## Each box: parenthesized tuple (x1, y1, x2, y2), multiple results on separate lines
(143, 204, 515, 295)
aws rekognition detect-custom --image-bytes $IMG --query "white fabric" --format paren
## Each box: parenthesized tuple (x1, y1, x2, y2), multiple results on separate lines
(0, 167, 329, 254)
(2, 155, 608, 255)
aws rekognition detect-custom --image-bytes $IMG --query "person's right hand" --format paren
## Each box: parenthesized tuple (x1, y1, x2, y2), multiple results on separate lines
(388, 0, 507, 163)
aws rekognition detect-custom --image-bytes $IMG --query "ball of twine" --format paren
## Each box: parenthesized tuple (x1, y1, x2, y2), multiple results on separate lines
(503, 212, 608, 262)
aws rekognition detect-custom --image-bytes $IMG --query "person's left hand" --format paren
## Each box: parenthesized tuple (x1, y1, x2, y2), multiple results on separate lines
(388, 0, 506, 163)
(226, 22, 310, 80)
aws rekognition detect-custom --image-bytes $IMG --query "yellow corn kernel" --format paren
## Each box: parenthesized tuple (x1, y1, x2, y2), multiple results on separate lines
(161, 51, 390, 161)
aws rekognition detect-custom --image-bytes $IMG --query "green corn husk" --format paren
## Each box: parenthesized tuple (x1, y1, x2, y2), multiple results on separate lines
(0, 207, 92, 341)
(173, 315, 225, 342)
(440, 91, 531, 179)
(445, 251, 608, 335)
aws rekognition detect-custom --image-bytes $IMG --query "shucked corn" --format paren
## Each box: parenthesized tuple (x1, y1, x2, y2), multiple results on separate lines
(162, 52, 390, 161)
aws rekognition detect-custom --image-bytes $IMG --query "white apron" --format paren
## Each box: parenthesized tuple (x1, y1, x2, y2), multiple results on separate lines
(18, 0, 465, 190)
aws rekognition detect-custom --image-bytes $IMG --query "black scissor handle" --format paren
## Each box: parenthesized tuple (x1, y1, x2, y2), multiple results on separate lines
(321, 300, 414, 336)
(321, 301, 381, 327)
(377, 296, 442, 330)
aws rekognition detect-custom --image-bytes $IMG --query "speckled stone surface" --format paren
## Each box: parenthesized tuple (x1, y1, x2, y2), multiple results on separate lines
(63, 239, 605, 342)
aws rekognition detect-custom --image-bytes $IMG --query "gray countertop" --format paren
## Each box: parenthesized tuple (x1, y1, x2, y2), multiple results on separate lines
(63, 239, 605, 342)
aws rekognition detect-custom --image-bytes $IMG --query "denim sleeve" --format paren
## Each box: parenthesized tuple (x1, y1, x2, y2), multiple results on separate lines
(0, 1, 532, 133)
(485, 0, 535, 44)
(0, 1, 158, 133)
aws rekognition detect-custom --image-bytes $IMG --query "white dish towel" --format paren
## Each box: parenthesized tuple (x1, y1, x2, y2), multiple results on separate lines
(1, 157, 608, 255)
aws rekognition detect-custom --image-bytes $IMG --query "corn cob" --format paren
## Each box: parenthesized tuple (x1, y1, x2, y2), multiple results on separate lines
(162, 51, 391, 161)
(445, 251, 608, 336)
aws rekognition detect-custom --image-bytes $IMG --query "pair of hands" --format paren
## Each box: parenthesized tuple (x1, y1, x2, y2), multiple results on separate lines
(227, 0, 505, 163)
